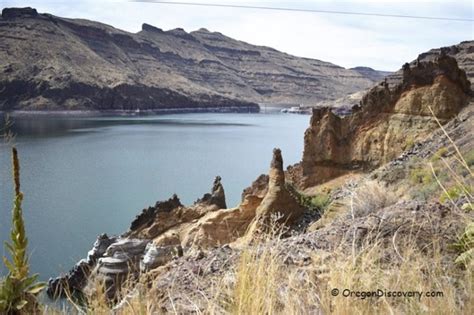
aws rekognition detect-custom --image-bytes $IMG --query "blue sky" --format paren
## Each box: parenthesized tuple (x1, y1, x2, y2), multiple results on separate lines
(1, 0, 472, 70)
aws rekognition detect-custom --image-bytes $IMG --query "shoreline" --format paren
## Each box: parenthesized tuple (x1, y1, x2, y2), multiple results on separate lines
(0, 106, 261, 118)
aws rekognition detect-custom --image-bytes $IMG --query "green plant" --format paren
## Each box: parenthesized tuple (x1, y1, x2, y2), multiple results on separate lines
(308, 194, 331, 211)
(409, 166, 433, 185)
(430, 147, 449, 162)
(285, 182, 330, 212)
(464, 149, 474, 168)
(439, 184, 473, 204)
(453, 222, 474, 266)
(0, 148, 46, 314)
(404, 136, 415, 150)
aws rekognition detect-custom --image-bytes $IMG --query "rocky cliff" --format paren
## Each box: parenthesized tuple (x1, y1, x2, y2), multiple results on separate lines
(314, 41, 473, 112)
(0, 7, 380, 111)
(296, 53, 471, 188)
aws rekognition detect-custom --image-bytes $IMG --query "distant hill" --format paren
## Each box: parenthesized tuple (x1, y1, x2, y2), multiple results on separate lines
(350, 66, 392, 82)
(0, 7, 379, 111)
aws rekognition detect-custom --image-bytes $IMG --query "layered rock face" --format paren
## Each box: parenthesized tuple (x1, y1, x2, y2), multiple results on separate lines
(312, 41, 473, 113)
(298, 54, 471, 187)
(0, 7, 379, 111)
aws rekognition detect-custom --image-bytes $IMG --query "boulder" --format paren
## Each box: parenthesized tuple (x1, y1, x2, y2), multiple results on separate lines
(140, 243, 183, 272)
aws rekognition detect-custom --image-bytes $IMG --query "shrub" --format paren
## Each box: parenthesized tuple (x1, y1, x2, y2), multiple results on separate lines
(453, 222, 474, 266)
(464, 149, 474, 168)
(350, 180, 397, 217)
(410, 166, 433, 185)
(430, 147, 449, 162)
(439, 184, 472, 204)
(403, 135, 415, 151)
(285, 183, 331, 213)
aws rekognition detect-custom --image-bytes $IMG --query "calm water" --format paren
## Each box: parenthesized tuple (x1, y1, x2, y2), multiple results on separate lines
(0, 112, 309, 279)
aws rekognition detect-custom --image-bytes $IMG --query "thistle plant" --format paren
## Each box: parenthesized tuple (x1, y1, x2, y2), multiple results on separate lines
(0, 148, 46, 314)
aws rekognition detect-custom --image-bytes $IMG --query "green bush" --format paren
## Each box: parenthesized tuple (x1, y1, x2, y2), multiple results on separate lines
(430, 147, 449, 162)
(439, 184, 472, 204)
(308, 194, 331, 211)
(409, 167, 433, 185)
(464, 149, 474, 168)
(0, 148, 45, 314)
(285, 183, 331, 212)
(453, 222, 474, 266)
(405, 138, 415, 150)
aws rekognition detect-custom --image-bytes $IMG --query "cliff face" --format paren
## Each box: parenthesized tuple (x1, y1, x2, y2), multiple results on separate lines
(0, 7, 379, 111)
(298, 54, 471, 187)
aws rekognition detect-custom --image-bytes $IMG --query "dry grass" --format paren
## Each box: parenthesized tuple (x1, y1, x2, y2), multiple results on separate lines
(348, 180, 397, 218)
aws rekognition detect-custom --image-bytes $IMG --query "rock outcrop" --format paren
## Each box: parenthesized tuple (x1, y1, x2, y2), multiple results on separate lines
(47, 233, 117, 298)
(245, 149, 304, 235)
(126, 176, 227, 242)
(181, 148, 304, 246)
(0, 7, 380, 111)
(297, 54, 471, 188)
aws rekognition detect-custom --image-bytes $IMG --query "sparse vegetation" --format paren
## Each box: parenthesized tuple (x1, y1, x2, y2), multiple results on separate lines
(404, 135, 415, 150)
(430, 147, 450, 162)
(440, 184, 472, 204)
(453, 222, 474, 266)
(349, 180, 397, 217)
(286, 182, 331, 213)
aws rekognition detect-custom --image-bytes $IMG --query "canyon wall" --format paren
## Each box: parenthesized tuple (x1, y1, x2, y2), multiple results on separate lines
(298, 54, 471, 187)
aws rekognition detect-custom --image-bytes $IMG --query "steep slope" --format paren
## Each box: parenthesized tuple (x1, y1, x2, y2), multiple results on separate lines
(296, 53, 471, 188)
(0, 7, 376, 111)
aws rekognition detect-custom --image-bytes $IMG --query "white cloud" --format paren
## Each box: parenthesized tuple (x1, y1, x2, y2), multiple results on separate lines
(1, 0, 472, 70)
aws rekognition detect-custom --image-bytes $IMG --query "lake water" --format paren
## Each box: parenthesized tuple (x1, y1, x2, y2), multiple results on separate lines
(0, 112, 309, 279)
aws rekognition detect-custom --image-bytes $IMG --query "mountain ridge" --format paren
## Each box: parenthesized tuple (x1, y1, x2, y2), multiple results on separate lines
(0, 7, 384, 111)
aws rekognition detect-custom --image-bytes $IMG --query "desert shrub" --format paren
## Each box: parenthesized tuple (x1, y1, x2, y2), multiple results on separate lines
(404, 136, 415, 150)
(464, 149, 474, 168)
(410, 181, 440, 201)
(439, 184, 473, 204)
(350, 180, 397, 217)
(410, 166, 434, 185)
(430, 147, 449, 162)
(308, 194, 331, 211)
(285, 182, 331, 212)
(0, 148, 45, 314)
(453, 222, 474, 266)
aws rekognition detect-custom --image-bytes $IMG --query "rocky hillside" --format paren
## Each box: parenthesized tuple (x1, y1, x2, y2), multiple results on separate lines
(294, 54, 471, 187)
(0, 7, 381, 112)
(44, 43, 473, 312)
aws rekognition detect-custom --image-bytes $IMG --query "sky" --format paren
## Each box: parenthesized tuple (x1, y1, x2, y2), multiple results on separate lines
(1, 0, 472, 71)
